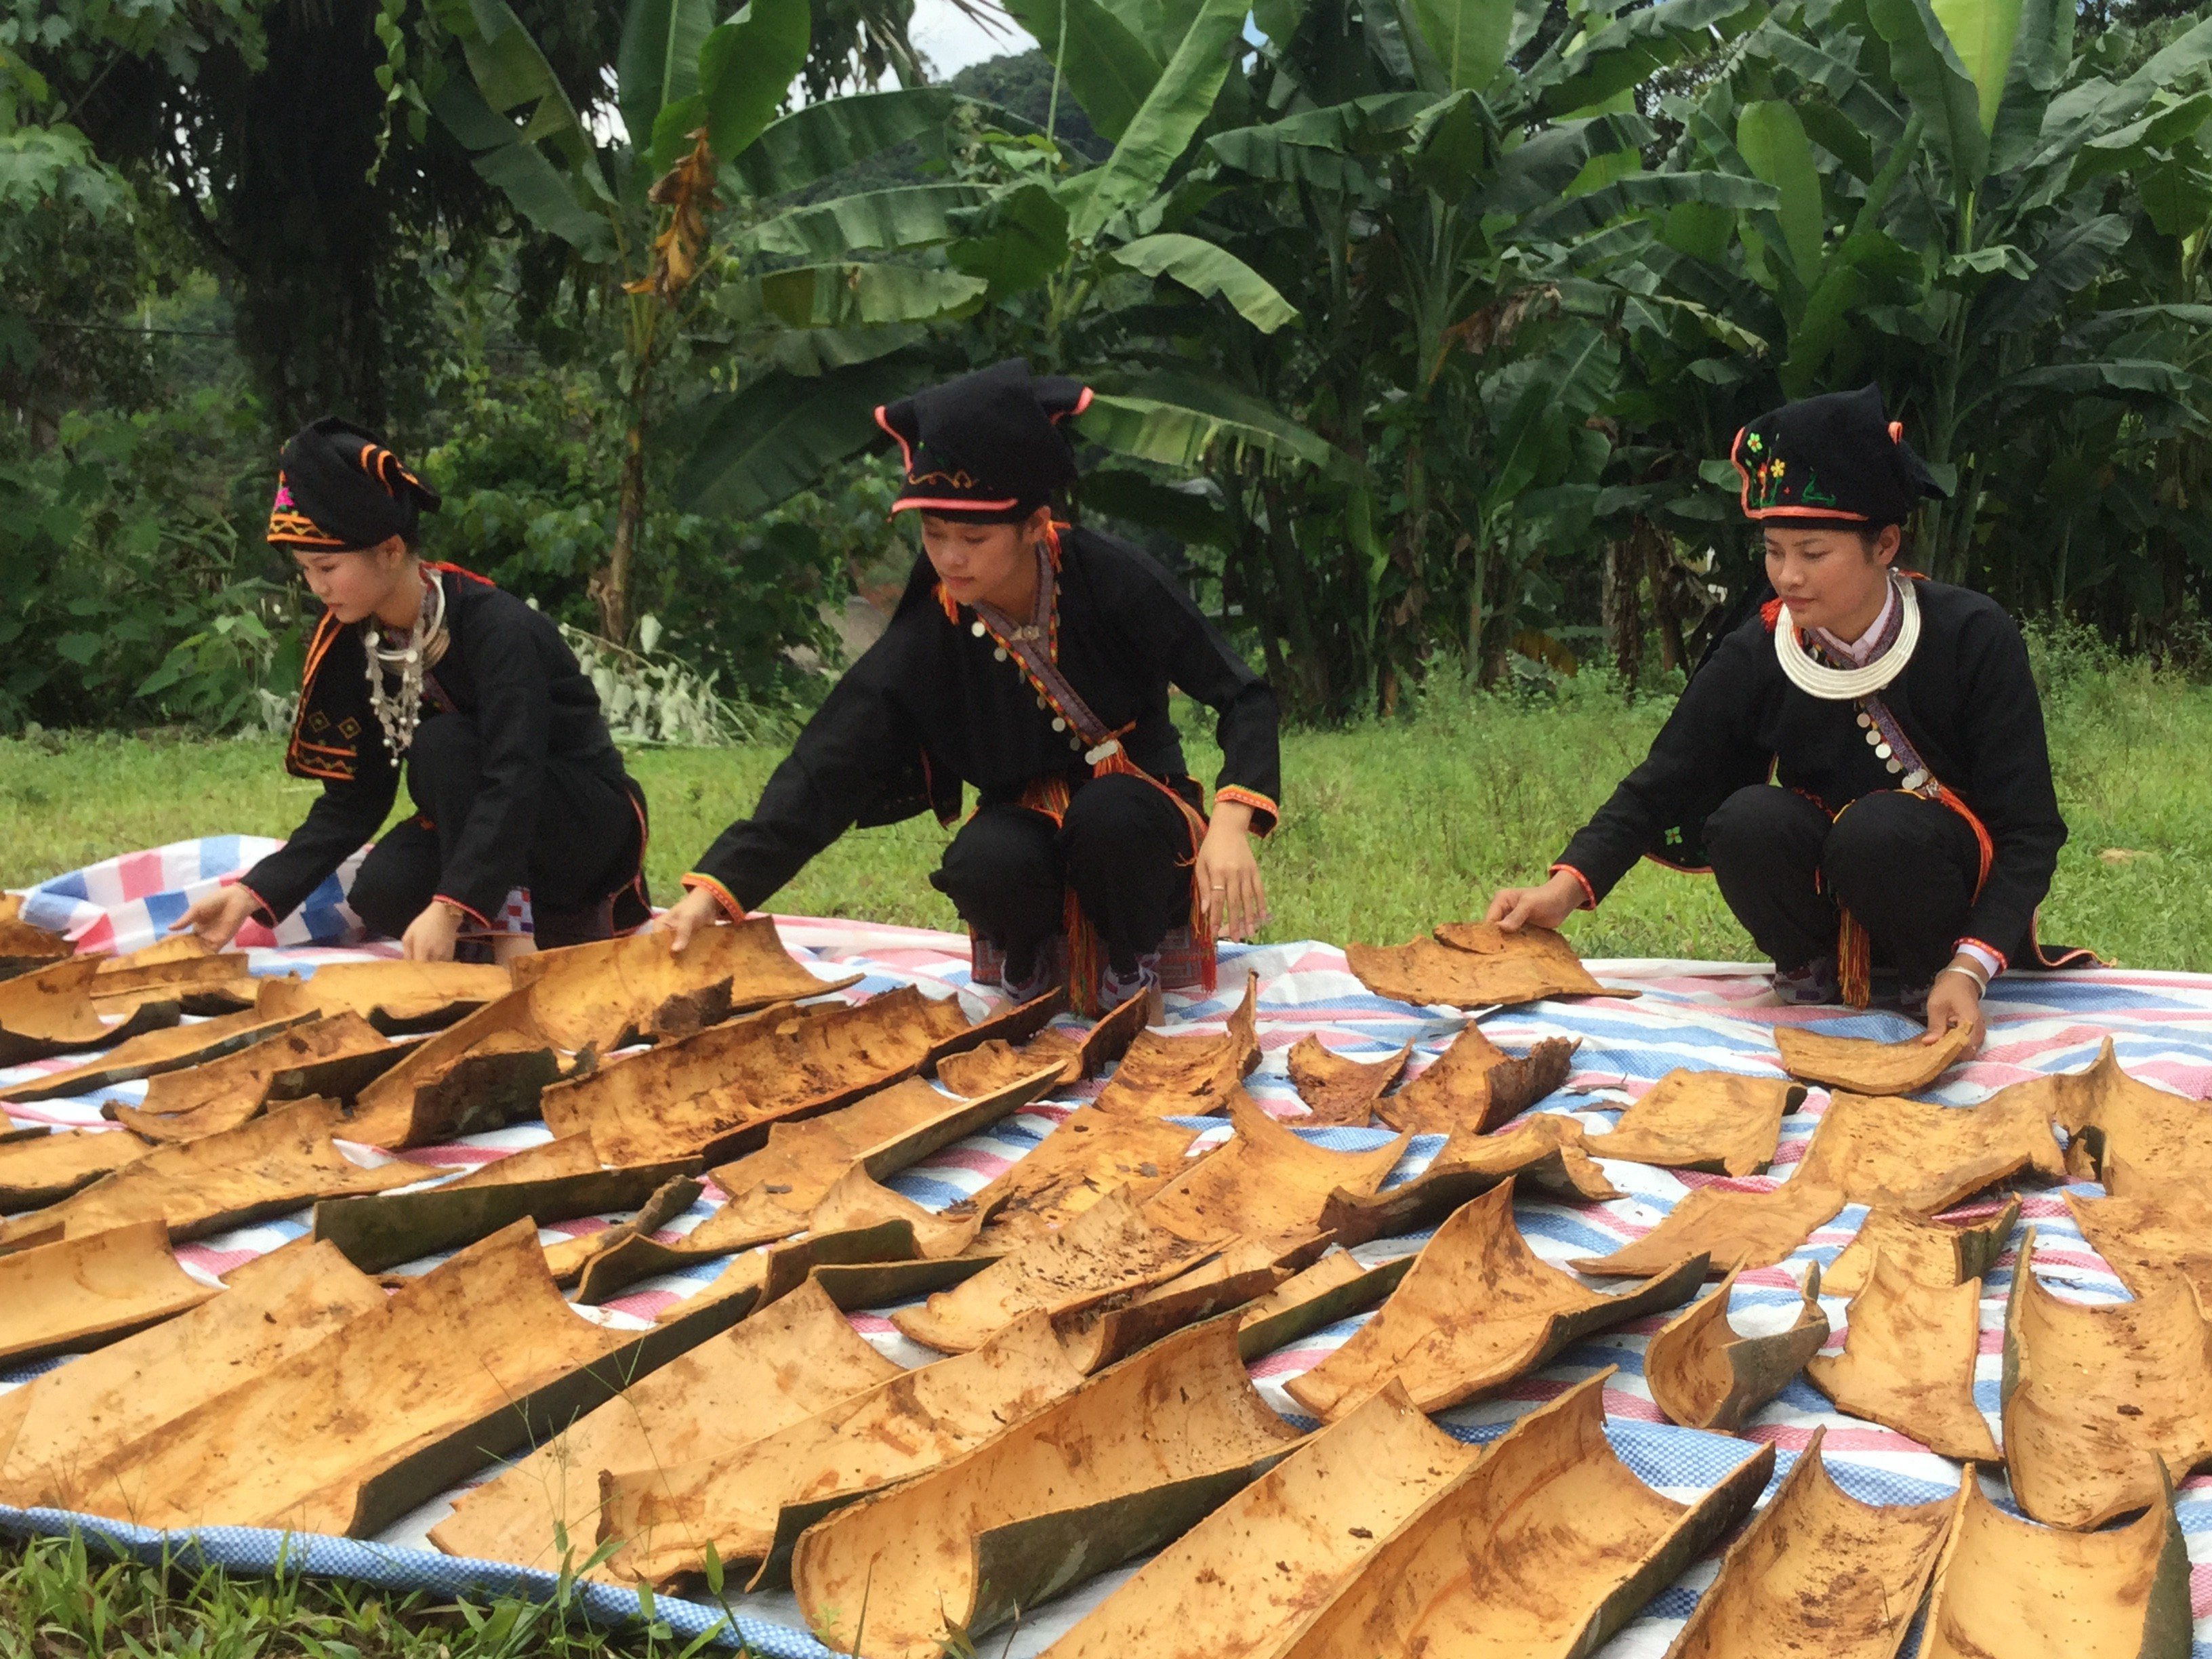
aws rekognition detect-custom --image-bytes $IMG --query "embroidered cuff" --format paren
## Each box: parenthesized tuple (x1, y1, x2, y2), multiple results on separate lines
(1954, 938, 2006, 980)
(1549, 863, 1599, 912)
(1212, 786, 1279, 838)
(432, 893, 495, 929)
(682, 873, 748, 922)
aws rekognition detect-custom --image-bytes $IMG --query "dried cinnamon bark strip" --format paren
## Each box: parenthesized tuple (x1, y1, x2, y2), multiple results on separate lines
(1824, 1198, 2018, 1298)
(254, 960, 512, 1035)
(1088, 975, 1258, 1117)
(2068, 1176, 2212, 1304)
(0, 895, 70, 981)
(1235, 1250, 1414, 1360)
(1371, 1024, 1574, 1136)
(1805, 1247, 1999, 1462)
(2038, 1036, 2212, 1189)
(1793, 1088, 2064, 1212)
(1662, 1424, 1952, 1659)
(1349, 924, 1615, 1008)
(343, 988, 561, 1149)
(1286, 1035, 1412, 1127)
(1568, 1179, 1842, 1279)
(936, 984, 1155, 1097)
(114, 1012, 409, 1143)
(3, 1009, 312, 1104)
(1645, 1264, 1827, 1432)
(1142, 1091, 1407, 1244)
(0, 1127, 152, 1211)
(1322, 1112, 1618, 1246)
(0, 1218, 217, 1366)
(1591, 1070, 1805, 1177)
(1774, 1021, 1973, 1094)
(0, 956, 179, 1065)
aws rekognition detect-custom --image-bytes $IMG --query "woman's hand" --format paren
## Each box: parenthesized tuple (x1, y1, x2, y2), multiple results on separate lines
(171, 884, 259, 951)
(654, 885, 733, 954)
(1923, 960, 1987, 1055)
(1484, 870, 1588, 933)
(1195, 802, 1268, 941)
(400, 901, 463, 962)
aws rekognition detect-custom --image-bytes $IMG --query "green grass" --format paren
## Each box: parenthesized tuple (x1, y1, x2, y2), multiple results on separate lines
(5, 642, 2211, 966)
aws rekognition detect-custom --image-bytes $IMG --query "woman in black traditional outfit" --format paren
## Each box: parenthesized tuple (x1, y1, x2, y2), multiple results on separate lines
(177, 417, 651, 960)
(658, 359, 1282, 1012)
(1487, 385, 2090, 1052)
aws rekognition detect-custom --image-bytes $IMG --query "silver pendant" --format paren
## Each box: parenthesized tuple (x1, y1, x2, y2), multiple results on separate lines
(1875, 742, 1892, 760)
(970, 620, 987, 638)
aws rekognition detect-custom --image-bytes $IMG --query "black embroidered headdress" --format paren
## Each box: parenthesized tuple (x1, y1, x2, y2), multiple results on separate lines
(1729, 384, 1946, 529)
(266, 416, 443, 551)
(874, 359, 1091, 523)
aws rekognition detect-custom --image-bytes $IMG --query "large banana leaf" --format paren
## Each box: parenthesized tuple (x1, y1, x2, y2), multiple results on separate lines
(700, 0, 813, 167)
(738, 184, 989, 260)
(1207, 129, 1374, 190)
(1513, 169, 1778, 241)
(1988, 0, 2068, 171)
(1927, 0, 2023, 137)
(1973, 212, 2125, 336)
(734, 89, 959, 197)
(1736, 100, 1824, 275)
(616, 0, 712, 159)
(1748, 24, 1910, 147)
(1532, 0, 1767, 120)
(1000, 0, 1162, 141)
(675, 356, 929, 516)
(1868, 0, 1990, 188)
(1068, 0, 1250, 241)
(724, 264, 989, 328)
(1080, 468, 1235, 549)
(1076, 375, 1359, 479)
(1404, 0, 1514, 91)
(1990, 359, 2201, 409)
(947, 182, 1072, 299)
(1469, 112, 1654, 216)
(430, 75, 614, 255)
(771, 321, 928, 377)
(1248, 90, 1443, 150)
(1107, 233, 1300, 331)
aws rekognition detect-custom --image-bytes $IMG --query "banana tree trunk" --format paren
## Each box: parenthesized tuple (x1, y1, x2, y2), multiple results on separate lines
(1261, 478, 1330, 715)
(593, 419, 647, 645)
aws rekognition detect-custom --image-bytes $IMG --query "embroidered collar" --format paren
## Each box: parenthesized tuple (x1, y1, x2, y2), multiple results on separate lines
(1774, 575, 1919, 701)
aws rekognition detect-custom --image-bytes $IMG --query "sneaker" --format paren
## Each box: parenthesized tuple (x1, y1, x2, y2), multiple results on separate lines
(1099, 953, 1161, 1011)
(1772, 956, 1838, 1006)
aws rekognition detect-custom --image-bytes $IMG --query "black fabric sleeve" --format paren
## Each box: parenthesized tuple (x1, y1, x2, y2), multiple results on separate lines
(238, 771, 399, 925)
(432, 617, 552, 924)
(1950, 609, 2066, 960)
(1555, 631, 1767, 901)
(1118, 548, 1282, 832)
(684, 645, 912, 914)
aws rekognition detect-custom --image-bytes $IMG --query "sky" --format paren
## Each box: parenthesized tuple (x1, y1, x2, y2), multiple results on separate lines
(908, 0, 1030, 78)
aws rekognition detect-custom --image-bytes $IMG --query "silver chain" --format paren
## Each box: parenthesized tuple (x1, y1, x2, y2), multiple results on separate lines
(361, 571, 447, 762)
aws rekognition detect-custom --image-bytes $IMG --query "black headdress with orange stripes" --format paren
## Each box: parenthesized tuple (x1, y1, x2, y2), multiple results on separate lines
(1729, 384, 1946, 531)
(874, 359, 1091, 523)
(266, 416, 443, 551)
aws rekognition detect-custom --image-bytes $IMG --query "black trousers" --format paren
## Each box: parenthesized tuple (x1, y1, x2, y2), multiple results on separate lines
(348, 714, 643, 949)
(1704, 784, 1983, 983)
(930, 773, 1193, 979)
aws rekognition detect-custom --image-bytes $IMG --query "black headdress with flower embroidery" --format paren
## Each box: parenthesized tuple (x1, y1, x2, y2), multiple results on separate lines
(874, 359, 1092, 523)
(266, 416, 442, 551)
(1729, 384, 1946, 529)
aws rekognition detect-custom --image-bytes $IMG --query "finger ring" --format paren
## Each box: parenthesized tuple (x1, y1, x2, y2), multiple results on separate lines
(1210, 883, 1227, 890)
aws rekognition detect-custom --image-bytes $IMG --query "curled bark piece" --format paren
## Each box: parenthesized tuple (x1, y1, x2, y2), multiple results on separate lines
(1774, 1021, 1973, 1094)
(2002, 1225, 2212, 1530)
(1041, 1380, 1479, 1659)
(892, 1188, 1218, 1353)
(255, 960, 512, 1034)
(115, 1012, 407, 1143)
(0, 1097, 432, 1245)
(792, 1316, 1305, 1659)
(0, 956, 180, 1065)
(87, 941, 255, 1017)
(3, 1010, 312, 1105)
(1349, 922, 1616, 1008)
(428, 1277, 899, 1570)
(1054, 1233, 1319, 1374)
(1143, 1091, 1408, 1244)
(1646, 1264, 1828, 1432)
(2037, 1037, 2212, 1189)
(1794, 1089, 2064, 1212)
(938, 983, 1158, 1097)
(957, 1099, 1212, 1250)
(1805, 1247, 1999, 1461)
(542, 1172, 705, 1287)
(1371, 1025, 1575, 1136)
(806, 1161, 989, 1258)
(1825, 1197, 2019, 1298)
(1286, 1036, 1412, 1126)
(1237, 1250, 1415, 1360)
(0, 1241, 385, 1506)
(40, 1220, 661, 1537)
(2068, 1177, 2212, 1304)
(1568, 1179, 1843, 1279)
(0, 896, 69, 981)
(1323, 1112, 1619, 1246)
(1275, 1368, 1773, 1659)
(0, 1127, 151, 1210)
(509, 916, 863, 1053)
(0, 1219, 217, 1366)
(447, 1132, 603, 1187)
(1089, 975, 1258, 1116)
(313, 1154, 701, 1273)
(1662, 1423, 1953, 1659)
(539, 985, 991, 1165)
(697, 1067, 1060, 1252)
(600, 1310, 1090, 1589)
(1287, 1181, 1707, 1420)
(1920, 1462, 2194, 1659)
(1593, 1070, 1806, 1177)
(344, 988, 561, 1149)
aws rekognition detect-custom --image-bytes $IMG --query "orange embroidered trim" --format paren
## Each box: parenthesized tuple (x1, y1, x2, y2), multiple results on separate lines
(1549, 863, 1598, 910)
(1214, 786, 1279, 836)
(681, 872, 747, 922)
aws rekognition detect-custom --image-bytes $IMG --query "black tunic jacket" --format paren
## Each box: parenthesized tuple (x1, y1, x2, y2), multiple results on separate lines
(1557, 579, 2066, 961)
(689, 528, 1282, 912)
(241, 567, 633, 925)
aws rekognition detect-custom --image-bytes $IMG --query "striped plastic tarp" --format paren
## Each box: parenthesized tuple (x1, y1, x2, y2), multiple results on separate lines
(3, 859, 2210, 1656)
